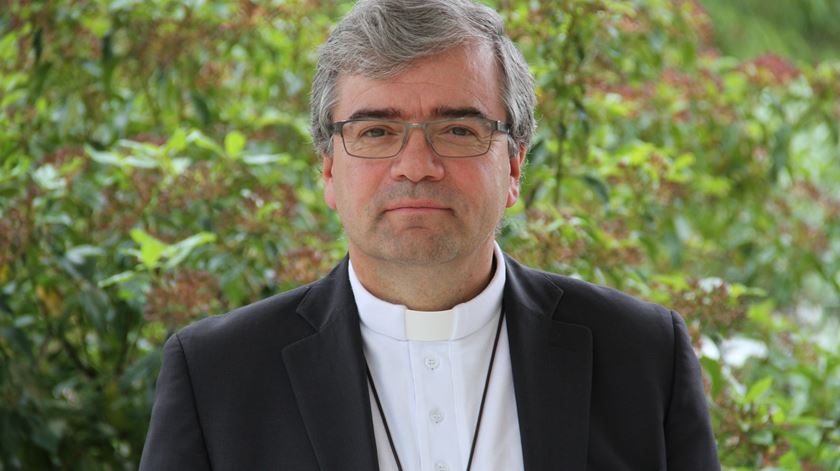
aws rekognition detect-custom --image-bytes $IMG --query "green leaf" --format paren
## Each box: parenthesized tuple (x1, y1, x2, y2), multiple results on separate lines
(65, 245, 105, 265)
(79, 289, 109, 334)
(744, 376, 773, 404)
(30, 421, 62, 455)
(700, 357, 723, 397)
(120, 350, 162, 389)
(0, 30, 19, 63)
(164, 128, 188, 155)
(81, 14, 112, 37)
(130, 229, 169, 269)
(33, 164, 65, 191)
(118, 140, 162, 168)
(581, 174, 610, 203)
(747, 300, 776, 327)
(749, 429, 774, 446)
(162, 232, 217, 269)
(98, 271, 137, 287)
(186, 130, 225, 157)
(770, 408, 786, 424)
(86, 145, 124, 166)
(224, 130, 246, 159)
(255, 110, 311, 138)
(778, 450, 802, 471)
(651, 273, 691, 291)
(728, 283, 765, 299)
(0, 325, 33, 357)
(171, 157, 191, 175)
(244, 153, 289, 165)
(0, 154, 31, 183)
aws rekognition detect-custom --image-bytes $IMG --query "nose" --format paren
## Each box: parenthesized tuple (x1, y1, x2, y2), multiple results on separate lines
(389, 127, 445, 182)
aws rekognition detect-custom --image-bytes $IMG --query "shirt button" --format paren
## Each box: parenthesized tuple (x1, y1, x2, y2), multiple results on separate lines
(435, 462, 450, 471)
(424, 355, 440, 370)
(429, 408, 444, 424)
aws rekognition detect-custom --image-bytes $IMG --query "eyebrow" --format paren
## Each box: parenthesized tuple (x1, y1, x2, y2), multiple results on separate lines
(346, 108, 402, 120)
(345, 106, 489, 121)
(432, 106, 488, 119)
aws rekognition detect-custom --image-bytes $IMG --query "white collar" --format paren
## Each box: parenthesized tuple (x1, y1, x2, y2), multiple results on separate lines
(349, 242, 506, 342)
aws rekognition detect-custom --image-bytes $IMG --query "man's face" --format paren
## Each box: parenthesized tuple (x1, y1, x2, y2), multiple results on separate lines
(323, 43, 524, 269)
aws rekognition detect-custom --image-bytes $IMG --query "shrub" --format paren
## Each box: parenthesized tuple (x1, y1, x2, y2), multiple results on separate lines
(1, 1, 838, 468)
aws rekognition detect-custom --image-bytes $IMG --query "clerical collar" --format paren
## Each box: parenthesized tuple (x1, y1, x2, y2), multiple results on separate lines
(349, 242, 506, 342)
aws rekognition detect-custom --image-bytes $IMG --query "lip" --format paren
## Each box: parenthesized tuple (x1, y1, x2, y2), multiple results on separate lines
(384, 200, 451, 212)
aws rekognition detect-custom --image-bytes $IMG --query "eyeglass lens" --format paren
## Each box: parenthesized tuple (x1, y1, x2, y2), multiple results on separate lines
(340, 118, 496, 158)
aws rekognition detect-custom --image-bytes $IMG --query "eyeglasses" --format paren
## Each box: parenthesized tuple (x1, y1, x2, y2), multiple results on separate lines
(329, 117, 511, 159)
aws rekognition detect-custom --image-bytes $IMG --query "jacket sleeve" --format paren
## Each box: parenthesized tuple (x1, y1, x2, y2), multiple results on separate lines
(139, 333, 212, 470)
(665, 311, 721, 470)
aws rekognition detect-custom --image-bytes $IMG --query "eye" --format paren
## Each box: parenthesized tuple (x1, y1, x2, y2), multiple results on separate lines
(448, 126, 477, 137)
(361, 127, 388, 138)
(353, 121, 401, 139)
(434, 118, 486, 139)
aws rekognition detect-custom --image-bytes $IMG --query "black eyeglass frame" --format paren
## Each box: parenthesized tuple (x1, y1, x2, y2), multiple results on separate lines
(329, 117, 512, 159)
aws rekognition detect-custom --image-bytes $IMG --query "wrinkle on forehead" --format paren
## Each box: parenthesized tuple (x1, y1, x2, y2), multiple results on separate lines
(333, 43, 504, 122)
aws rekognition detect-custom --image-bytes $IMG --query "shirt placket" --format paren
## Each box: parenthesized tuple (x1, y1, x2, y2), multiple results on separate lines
(410, 341, 462, 471)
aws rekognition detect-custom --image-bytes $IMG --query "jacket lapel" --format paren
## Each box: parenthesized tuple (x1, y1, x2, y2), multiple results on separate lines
(282, 259, 379, 471)
(504, 255, 593, 471)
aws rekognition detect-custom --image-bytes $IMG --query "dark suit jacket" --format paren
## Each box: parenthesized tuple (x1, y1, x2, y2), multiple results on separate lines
(140, 254, 720, 470)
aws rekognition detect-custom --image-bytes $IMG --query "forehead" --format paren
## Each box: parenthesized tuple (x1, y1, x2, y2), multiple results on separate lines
(332, 43, 505, 121)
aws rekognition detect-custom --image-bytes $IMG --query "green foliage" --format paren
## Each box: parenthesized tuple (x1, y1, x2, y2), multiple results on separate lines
(699, 0, 840, 63)
(1, 0, 838, 469)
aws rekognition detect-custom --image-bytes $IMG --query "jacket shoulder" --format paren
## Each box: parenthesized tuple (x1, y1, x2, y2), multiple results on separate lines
(175, 281, 316, 358)
(506, 256, 676, 346)
(555, 273, 671, 323)
(508, 257, 671, 321)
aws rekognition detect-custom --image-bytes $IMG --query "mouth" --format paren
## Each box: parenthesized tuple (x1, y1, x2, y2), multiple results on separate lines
(384, 200, 451, 213)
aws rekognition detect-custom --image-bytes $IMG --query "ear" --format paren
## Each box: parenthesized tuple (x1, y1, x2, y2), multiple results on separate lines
(322, 154, 337, 210)
(506, 143, 526, 208)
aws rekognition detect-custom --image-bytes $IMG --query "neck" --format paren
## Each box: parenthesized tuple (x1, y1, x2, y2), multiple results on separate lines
(349, 242, 496, 311)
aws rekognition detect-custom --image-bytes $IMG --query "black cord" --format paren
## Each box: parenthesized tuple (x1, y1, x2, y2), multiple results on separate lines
(465, 309, 506, 470)
(366, 365, 404, 471)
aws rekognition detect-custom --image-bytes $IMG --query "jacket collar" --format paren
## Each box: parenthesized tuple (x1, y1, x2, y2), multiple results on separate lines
(282, 258, 379, 471)
(503, 254, 593, 470)
(282, 254, 593, 471)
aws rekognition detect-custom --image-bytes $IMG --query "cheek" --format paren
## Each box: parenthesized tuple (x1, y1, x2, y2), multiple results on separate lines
(490, 160, 513, 194)
(454, 159, 506, 191)
(331, 165, 376, 216)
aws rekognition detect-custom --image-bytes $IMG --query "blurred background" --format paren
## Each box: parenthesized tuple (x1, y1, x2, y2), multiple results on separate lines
(1, 0, 838, 469)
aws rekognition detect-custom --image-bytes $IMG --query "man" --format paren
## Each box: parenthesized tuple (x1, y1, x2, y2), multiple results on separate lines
(140, 0, 720, 469)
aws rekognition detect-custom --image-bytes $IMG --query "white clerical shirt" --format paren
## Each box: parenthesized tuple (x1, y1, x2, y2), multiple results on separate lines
(349, 243, 525, 471)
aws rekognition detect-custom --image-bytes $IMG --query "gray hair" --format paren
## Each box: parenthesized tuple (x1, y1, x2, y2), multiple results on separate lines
(310, 0, 536, 157)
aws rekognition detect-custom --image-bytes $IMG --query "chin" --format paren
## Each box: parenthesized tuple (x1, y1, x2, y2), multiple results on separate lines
(377, 238, 464, 266)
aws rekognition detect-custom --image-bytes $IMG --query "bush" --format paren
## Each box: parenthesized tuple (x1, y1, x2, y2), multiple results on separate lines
(1, 1, 838, 469)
